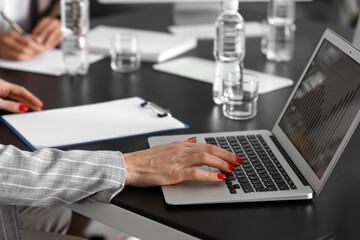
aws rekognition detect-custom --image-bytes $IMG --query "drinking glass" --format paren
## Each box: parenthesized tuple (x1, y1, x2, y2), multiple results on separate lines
(110, 33, 141, 73)
(222, 72, 259, 120)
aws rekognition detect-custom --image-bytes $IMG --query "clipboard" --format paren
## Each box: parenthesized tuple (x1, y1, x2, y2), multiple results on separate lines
(1, 97, 188, 150)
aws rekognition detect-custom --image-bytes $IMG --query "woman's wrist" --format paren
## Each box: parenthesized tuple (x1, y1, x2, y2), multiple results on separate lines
(123, 153, 134, 186)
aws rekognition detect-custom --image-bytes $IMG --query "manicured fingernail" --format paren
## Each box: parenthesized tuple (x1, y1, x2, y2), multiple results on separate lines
(228, 163, 235, 171)
(217, 173, 226, 180)
(187, 137, 196, 141)
(236, 156, 244, 164)
(40, 101, 44, 108)
(19, 104, 28, 112)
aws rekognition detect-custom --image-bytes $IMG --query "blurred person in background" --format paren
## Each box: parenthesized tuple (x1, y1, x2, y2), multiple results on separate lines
(0, 0, 62, 60)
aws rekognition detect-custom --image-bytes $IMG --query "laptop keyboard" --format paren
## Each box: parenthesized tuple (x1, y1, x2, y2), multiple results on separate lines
(205, 135, 297, 194)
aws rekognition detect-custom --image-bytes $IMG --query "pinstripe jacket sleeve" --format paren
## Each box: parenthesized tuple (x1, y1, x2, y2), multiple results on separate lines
(0, 144, 126, 240)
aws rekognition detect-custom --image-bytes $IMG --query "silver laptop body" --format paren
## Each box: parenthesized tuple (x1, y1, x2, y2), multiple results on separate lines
(148, 29, 360, 205)
(353, 16, 360, 48)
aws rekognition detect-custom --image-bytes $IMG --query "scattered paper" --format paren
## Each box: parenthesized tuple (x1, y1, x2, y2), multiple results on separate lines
(168, 21, 265, 39)
(0, 49, 104, 76)
(153, 56, 293, 94)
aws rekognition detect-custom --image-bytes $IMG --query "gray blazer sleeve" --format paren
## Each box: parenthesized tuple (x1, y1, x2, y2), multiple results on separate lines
(0, 144, 126, 239)
(0, 144, 126, 207)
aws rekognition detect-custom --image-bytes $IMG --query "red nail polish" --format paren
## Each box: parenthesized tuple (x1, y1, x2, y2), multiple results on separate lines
(187, 137, 196, 141)
(228, 163, 235, 171)
(236, 156, 244, 164)
(40, 101, 44, 108)
(19, 104, 28, 112)
(217, 173, 226, 180)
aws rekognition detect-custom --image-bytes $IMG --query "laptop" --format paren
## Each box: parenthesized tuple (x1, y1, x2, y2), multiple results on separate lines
(353, 16, 360, 48)
(148, 29, 360, 205)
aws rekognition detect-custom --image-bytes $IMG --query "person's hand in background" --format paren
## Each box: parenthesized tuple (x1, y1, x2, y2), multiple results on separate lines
(31, 17, 63, 51)
(0, 79, 43, 113)
(0, 31, 45, 60)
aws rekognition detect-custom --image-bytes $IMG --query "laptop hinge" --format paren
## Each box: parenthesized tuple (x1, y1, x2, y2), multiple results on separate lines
(270, 135, 310, 187)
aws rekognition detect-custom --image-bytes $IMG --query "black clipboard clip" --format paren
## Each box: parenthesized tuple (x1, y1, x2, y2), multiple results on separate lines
(140, 100, 172, 118)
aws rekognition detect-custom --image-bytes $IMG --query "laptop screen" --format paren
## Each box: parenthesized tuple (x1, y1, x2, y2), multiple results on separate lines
(279, 39, 360, 179)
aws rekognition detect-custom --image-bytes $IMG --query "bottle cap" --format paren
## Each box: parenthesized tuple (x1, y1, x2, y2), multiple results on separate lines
(223, 0, 239, 11)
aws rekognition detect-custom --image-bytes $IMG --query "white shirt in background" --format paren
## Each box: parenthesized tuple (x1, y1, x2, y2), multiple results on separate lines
(0, 0, 32, 32)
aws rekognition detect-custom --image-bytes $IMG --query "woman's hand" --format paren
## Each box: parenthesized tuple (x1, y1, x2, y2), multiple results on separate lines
(0, 31, 45, 60)
(123, 137, 243, 187)
(0, 17, 62, 61)
(0, 79, 43, 113)
(31, 17, 63, 51)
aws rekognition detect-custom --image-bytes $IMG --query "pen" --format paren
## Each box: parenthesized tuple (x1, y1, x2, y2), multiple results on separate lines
(0, 11, 29, 36)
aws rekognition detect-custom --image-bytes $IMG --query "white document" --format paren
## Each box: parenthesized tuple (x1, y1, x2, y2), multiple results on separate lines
(0, 50, 105, 76)
(153, 57, 293, 94)
(168, 21, 265, 39)
(1, 97, 188, 150)
(88, 25, 197, 62)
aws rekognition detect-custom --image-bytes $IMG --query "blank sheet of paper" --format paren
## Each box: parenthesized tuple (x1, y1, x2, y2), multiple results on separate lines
(153, 57, 293, 94)
(0, 49, 104, 76)
(1, 97, 188, 150)
(88, 25, 196, 62)
(168, 21, 265, 39)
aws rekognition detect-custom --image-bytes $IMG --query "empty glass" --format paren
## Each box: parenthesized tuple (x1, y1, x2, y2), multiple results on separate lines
(110, 33, 141, 73)
(222, 72, 259, 120)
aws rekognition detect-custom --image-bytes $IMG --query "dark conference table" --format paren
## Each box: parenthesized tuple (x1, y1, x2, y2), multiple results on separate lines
(1, 3, 359, 240)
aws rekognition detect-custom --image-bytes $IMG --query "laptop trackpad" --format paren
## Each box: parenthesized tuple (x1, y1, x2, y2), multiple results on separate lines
(161, 166, 227, 204)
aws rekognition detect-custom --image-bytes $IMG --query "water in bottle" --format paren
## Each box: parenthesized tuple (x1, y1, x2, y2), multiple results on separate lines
(268, 0, 295, 25)
(262, 0, 296, 62)
(61, 0, 89, 75)
(213, 0, 245, 105)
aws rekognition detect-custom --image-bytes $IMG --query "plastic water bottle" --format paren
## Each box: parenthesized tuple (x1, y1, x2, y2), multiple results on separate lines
(61, 0, 89, 75)
(268, 0, 295, 25)
(213, 0, 245, 105)
(261, 0, 295, 62)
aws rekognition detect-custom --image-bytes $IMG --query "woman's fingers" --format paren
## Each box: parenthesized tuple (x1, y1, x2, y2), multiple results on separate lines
(8, 31, 44, 54)
(182, 140, 243, 166)
(183, 167, 228, 182)
(0, 31, 45, 60)
(186, 152, 236, 173)
(43, 30, 63, 49)
(32, 17, 63, 50)
(8, 94, 43, 111)
(32, 17, 53, 36)
(0, 79, 43, 112)
(186, 137, 197, 142)
(0, 98, 29, 113)
(8, 87, 43, 109)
